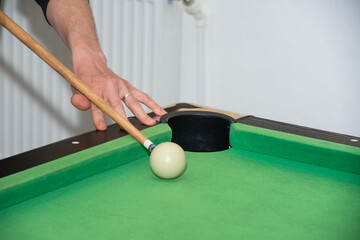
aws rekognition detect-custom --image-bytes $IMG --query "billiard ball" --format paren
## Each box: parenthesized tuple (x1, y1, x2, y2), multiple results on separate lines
(150, 142, 187, 179)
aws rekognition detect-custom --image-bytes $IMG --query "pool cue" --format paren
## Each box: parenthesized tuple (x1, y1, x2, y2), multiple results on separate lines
(0, 10, 156, 152)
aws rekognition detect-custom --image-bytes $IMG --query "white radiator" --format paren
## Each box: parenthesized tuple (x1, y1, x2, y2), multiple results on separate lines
(0, 0, 182, 159)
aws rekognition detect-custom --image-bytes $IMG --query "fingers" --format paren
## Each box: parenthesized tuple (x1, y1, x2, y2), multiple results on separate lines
(124, 81, 166, 116)
(107, 88, 127, 119)
(123, 94, 157, 126)
(137, 92, 167, 116)
(71, 73, 164, 129)
(152, 115, 162, 122)
(91, 103, 107, 130)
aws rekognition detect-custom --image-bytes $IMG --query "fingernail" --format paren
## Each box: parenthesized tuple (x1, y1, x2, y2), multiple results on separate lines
(147, 117, 156, 125)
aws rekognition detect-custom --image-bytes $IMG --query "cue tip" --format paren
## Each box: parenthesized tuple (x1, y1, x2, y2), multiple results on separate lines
(149, 144, 156, 152)
(144, 139, 156, 152)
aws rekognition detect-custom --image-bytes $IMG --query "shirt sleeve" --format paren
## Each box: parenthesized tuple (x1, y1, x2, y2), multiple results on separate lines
(35, 0, 51, 25)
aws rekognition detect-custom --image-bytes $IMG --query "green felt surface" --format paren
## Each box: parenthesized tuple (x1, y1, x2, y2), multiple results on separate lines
(0, 123, 360, 239)
(0, 124, 172, 211)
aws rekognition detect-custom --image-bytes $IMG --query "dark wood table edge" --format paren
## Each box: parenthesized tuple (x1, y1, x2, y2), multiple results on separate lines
(236, 116, 359, 148)
(1, 103, 358, 178)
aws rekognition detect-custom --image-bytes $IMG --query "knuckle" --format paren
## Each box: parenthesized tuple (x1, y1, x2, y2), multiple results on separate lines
(127, 99, 139, 109)
(123, 79, 130, 85)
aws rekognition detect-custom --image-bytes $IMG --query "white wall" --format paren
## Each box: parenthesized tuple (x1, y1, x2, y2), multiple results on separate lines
(180, 0, 360, 136)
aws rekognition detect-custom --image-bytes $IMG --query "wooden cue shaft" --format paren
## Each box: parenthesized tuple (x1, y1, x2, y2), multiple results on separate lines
(0, 10, 155, 151)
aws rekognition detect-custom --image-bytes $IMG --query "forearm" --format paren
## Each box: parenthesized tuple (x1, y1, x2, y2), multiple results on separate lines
(46, 0, 106, 73)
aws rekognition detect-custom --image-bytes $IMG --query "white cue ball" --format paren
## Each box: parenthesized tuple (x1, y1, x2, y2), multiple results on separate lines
(150, 142, 187, 179)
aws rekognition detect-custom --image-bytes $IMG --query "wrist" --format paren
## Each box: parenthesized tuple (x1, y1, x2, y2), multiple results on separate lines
(70, 42, 108, 76)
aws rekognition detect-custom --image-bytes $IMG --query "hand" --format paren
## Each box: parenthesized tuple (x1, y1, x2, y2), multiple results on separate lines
(70, 48, 166, 130)
(44, 0, 166, 130)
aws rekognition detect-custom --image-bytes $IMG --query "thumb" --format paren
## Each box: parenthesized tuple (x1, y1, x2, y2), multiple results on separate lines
(71, 93, 91, 111)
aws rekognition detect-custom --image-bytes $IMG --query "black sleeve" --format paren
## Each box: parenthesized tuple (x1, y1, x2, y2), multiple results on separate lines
(35, 0, 51, 25)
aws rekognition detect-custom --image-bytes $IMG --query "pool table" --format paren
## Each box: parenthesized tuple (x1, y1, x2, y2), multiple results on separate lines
(0, 103, 359, 239)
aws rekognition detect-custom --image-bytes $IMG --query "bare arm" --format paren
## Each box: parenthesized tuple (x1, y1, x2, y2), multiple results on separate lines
(46, 0, 166, 130)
